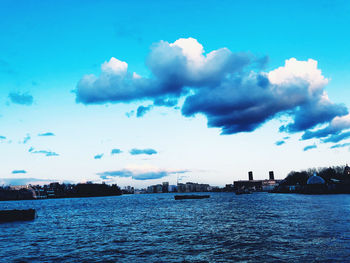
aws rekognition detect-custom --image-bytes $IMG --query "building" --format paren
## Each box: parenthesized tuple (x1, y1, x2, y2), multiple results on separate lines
(177, 182, 210, 193)
(344, 164, 350, 176)
(233, 171, 281, 192)
(162, 182, 169, 193)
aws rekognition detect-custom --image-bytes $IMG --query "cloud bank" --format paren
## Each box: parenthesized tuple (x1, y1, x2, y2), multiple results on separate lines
(76, 37, 349, 145)
(0, 178, 58, 186)
(98, 168, 188, 181)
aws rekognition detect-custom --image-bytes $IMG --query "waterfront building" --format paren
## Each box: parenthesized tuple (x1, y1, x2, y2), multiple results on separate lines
(233, 171, 281, 192)
(162, 182, 169, 193)
(168, 185, 177, 192)
(177, 182, 210, 193)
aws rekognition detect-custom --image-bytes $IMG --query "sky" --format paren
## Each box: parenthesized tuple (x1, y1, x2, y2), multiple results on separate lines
(1, 0, 350, 187)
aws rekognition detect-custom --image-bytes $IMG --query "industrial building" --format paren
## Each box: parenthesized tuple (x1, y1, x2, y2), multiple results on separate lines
(233, 171, 281, 192)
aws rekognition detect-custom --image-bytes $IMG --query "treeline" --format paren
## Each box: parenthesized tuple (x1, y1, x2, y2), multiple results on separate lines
(280, 165, 347, 186)
(0, 182, 122, 201)
(0, 187, 33, 201)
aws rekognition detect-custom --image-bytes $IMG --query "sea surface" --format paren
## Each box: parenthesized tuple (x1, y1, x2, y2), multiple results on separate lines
(1, 192, 350, 262)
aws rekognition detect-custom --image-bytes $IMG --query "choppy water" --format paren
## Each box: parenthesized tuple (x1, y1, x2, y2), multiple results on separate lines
(1, 192, 350, 262)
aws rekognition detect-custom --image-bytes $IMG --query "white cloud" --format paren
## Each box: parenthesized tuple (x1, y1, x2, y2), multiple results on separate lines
(268, 58, 328, 93)
(101, 57, 128, 75)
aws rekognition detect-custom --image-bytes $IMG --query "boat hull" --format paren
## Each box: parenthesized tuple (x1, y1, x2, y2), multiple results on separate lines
(0, 209, 36, 222)
(174, 195, 210, 200)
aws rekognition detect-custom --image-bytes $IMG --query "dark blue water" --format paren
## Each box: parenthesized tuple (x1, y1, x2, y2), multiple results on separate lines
(1, 192, 350, 262)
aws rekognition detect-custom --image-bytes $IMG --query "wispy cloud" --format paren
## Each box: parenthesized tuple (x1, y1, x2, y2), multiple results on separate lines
(125, 110, 135, 118)
(38, 132, 55, 136)
(136, 105, 153, 117)
(275, 140, 285, 146)
(94, 153, 104, 159)
(9, 92, 33, 106)
(12, 170, 27, 174)
(322, 130, 350, 143)
(330, 143, 350, 149)
(111, 149, 122, 155)
(22, 134, 31, 144)
(130, 148, 157, 155)
(29, 148, 59, 157)
(303, 144, 317, 151)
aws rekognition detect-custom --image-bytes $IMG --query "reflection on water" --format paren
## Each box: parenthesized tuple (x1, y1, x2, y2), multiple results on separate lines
(1, 193, 350, 262)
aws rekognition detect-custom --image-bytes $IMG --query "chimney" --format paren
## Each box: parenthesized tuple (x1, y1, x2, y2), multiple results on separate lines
(248, 171, 253, 181)
(269, 171, 274, 180)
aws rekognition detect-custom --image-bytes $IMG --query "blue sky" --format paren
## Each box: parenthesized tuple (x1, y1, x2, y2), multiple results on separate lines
(1, 0, 350, 187)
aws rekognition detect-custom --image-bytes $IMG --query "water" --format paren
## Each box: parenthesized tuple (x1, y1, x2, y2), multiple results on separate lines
(1, 192, 350, 262)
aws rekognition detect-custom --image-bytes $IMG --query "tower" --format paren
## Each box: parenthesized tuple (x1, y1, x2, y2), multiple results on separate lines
(248, 171, 253, 181)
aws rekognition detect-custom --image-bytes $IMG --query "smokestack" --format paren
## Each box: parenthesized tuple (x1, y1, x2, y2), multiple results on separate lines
(248, 171, 253, 181)
(269, 171, 274, 180)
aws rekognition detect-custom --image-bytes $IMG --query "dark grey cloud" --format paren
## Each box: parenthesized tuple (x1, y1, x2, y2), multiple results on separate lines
(98, 169, 188, 181)
(9, 92, 33, 106)
(111, 149, 122, 155)
(275, 140, 285, 146)
(75, 38, 348, 141)
(12, 170, 27, 174)
(94, 153, 104, 159)
(323, 131, 350, 143)
(330, 143, 350, 149)
(303, 144, 317, 151)
(137, 105, 153, 117)
(130, 148, 157, 155)
(38, 132, 55, 137)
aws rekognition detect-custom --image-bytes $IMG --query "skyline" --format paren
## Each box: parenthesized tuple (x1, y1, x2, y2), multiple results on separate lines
(1, 0, 350, 187)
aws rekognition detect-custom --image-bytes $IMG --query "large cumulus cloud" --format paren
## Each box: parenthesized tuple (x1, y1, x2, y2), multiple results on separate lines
(75, 38, 349, 144)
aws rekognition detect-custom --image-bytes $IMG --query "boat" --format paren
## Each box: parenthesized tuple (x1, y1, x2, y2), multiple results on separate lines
(0, 209, 36, 222)
(174, 195, 210, 200)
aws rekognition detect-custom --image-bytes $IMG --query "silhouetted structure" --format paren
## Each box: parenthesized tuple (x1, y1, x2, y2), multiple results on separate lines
(0, 209, 35, 222)
(248, 171, 253, 181)
(0, 182, 122, 201)
(174, 195, 210, 200)
(272, 164, 350, 194)
(234, 171, 281, 192)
